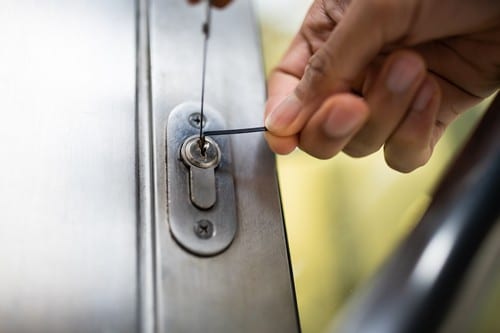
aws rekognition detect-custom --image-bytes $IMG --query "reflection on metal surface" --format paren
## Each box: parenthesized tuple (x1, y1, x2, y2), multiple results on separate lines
(167, 103, 237, 256)
(136, 0, 157, 331)
(411, 223, 456, 288)
(440, 221, 500, 333)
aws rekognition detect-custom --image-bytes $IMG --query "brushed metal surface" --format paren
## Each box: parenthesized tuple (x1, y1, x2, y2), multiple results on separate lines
(151, 0, 299, 332)
(0, 1, 298, 332)
(167, 103, 237, 256)
(0, 1, 139, 332)
(136, 0, 158, 332)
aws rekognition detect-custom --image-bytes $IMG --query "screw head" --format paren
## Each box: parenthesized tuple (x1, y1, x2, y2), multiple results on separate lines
(194, 220, 214, 239)
(188, 112, 206, 129)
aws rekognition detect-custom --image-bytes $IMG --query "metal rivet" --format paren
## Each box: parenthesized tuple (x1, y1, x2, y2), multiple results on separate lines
(194, 220, 214, 239)
(188, 112, 205, 129)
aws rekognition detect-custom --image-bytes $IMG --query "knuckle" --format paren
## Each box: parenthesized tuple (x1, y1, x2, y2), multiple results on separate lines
(298, 48, 336, 99)
(306, 51, 331, 79)
(364, 0, 413, 42)
(308, 48, 335, 78)
(295, 58, 324, 100)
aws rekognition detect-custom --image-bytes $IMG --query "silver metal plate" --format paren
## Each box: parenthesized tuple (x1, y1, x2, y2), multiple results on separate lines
(0, 1, 299, 332)
(152, 1, 299, 331)
(0, 1, 139, 332)
(167, 102, 237, 256)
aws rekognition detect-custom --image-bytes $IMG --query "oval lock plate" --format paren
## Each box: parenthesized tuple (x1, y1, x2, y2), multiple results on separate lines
(166, 102, 237, 256)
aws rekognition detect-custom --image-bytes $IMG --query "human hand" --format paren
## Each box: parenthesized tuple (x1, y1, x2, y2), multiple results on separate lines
(265, 0, 500, 172)
(187, 0, 232, 8)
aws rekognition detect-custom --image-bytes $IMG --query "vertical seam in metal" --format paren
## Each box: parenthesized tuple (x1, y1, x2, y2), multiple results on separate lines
(250, 2, 301, 330)
(136, 0, 157, 332)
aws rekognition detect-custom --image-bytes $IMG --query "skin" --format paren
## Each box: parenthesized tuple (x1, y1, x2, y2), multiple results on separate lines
(187, 0, 232, 8)
(190, 0, 500, 172)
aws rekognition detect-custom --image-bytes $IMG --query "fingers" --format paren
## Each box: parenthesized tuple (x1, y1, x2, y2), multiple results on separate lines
(297, 50, 435, 169)
(315, 0, 419, 84)
(264, 132, 299, 155)
(343, 50, 426, 157)
(269, 49, 442, 173)
(298, 94, 369, 159)
(265, 0, 420, 139)
(384, 76, 441, 172)
(265, 93, 369, 158)
(187, 0, 232, 8)
(265, 0, 499, 145)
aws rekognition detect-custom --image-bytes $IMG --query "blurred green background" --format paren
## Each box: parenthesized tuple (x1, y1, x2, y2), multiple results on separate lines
(253, 1, 487, 332)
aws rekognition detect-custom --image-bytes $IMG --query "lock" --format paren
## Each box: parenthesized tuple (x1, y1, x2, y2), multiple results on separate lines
(180, 135, 220, 210)
(166, 102, 237, 257)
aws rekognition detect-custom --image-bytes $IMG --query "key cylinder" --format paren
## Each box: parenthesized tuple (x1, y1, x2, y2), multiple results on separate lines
(180, 135, 221, 210)
(181, 136, 221, 169)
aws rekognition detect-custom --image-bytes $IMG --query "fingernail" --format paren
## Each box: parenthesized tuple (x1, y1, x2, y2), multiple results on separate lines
(412, 80, 434, 111)
(386, 57, 421, 93)
(265, 94, 302, 132)
(323, 106, 363, 138)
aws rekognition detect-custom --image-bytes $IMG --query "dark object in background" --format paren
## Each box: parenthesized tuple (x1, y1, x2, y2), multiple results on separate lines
(332, 95, 500, 333)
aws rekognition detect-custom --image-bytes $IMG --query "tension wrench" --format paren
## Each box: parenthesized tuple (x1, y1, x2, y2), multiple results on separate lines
(197, 0, 267, 146)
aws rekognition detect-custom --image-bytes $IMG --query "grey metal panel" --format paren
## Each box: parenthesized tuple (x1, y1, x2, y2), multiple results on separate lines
(0, 1, 139, 332)
(136, 0, 158, 332)
(150, 1, 299, 332)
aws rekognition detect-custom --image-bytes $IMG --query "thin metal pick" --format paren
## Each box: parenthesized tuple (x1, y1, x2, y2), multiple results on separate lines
(204, 126, 268, 137)
(199, 0, 212, 154)
(197, 1, 267, 141)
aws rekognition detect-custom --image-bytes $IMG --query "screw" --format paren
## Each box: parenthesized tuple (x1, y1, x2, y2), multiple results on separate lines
(188, 113, 205, 129)
(194, 220, 214, 239)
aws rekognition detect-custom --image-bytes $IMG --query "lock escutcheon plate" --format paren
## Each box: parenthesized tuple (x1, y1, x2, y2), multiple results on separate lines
(166, 102, 237, 257)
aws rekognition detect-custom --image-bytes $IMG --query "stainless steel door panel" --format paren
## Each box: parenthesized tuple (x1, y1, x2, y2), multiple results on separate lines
(0, 1, 138, 332)
(150, 1, 299, 332)
(0, 1, 298, 332)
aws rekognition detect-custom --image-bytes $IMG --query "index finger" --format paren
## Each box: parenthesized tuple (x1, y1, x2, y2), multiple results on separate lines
(316, 0, 418, 86)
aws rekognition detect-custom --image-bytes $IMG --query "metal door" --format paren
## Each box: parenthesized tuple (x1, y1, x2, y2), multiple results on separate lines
(0, 1, 299, 332)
